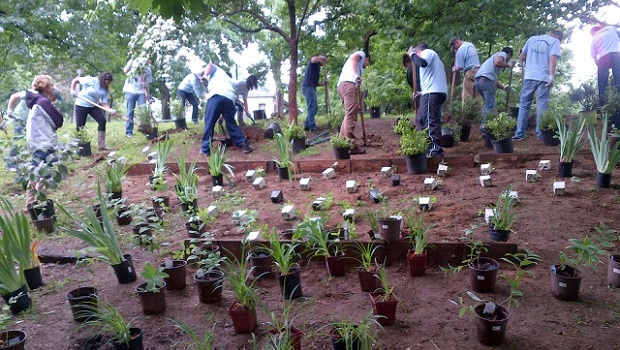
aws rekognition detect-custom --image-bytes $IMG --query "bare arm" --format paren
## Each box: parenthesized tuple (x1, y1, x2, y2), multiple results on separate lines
(549, 55, 558, 76)
(350, 53, 362, 79)
(71, 78, 80, 92)
(493, 55, 511, 69)
(7, 92, 22, 111)
(124, 59, 133, 74)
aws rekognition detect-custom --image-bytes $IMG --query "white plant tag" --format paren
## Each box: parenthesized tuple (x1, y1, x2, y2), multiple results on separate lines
(559, 282, 567, 288)
(477, 275, 485, 281)
(165, 261, 173, 268)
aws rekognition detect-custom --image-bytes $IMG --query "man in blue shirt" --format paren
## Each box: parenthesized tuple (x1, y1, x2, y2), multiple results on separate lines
(513, 30, 563, 140)
(474, 47, 514, 120)
(302, 55, 327, 132)
(450, 37, 481, 108)
(178, 72, 207, 124)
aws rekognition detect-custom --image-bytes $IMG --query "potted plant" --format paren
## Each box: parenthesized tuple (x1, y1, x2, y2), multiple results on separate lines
(25, 158, 68, 231)
(170, 99, 187, 130)
(376, 206, 401, 243)
(330, 134, 351, 160)
(174, 147, 200, 202)
(551, 235, 608, 301)
(160, 258, 188, 291)
(399, 128, 430, 173)
(568, 81, 598, 123)
(208, 143, 234, 186)
(66, 286, 98, 323)
(489, 187, 517, 242)
(354, 242, 382, 292)
(273, 133, 293, 180)
(178, 186, 198, 215)
(485, 112, 516, 153)
(194, 250, 226, 304)
(328, 312, 382, 350)
(263, 230, 302, 300)
(171, 320, 216, 350)
(96, 156, 131, 200)
(0, 210, 30, 315)
(127, 203, 162, 239)
(457, 98, 482, 142)
(404, 212, 433, 276)
(135, 104, 157, 140)
(539, 111, 560, 146)
(285, 123, 306, 153)
(135, 262, 168, 315)
(305, 219, 346, 277)
(72, 127, 92, 157)
(77, 300, 144, 350)
(261, 297, 303, 350)
(224, 246, 259, 334)
(149, 139, 173, 207)
(587, 115, 620, 188)
(452, 251, 542, 346)
(362, 209, 380, 240)
(59, 184, 137, 284)
(370, 266, 398, 325)
(554, 114, 587, 177)
(0, 306, 26, 350)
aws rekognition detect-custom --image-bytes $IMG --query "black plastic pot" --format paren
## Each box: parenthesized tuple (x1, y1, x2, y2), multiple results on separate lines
(249, 250, 273, 279)
(253, 110, 266, 120)
(116, 206, 132, 226)
(33, 217, 54, 233)
(377, 217, 401, 243)
(24, 265, 43, 290)
(146, 127, 159, 141)
(405, 153, 427, 174)
(491, 137, 514, 153)
(27, 199, 55, 221)
(211, 174, 224, 187)
(161, 260, 187, 291)
(179, 199, 198, 214)
(475, 304, 509, 346)
(174, 118, 188, 130)
(333, 147, 351, 160)
(460, 124, 471, 142)
(270, 190, 284, 204)
(136, 282, 166, 314)
(469, 258, 499, 293)
(195, 270, 224, 304)
(111, 327, 144, 350)
(541, 129, 560, 146)
(264, 122, 281, 139)
(440, 127, 455, 148)
(550, 264, 581, 301)
(66, 286, 98, 322)
(1, 285, 31, 315)
(0, 330, 26, 350)
(291, 137, 306, 153)
(596, 172, 612, 188)
(278, 268, 303, 300)
(558, 161, 573, 178)
(111, 254, 137, 284)
(488, 227, 510, 242)
(369, 106, 381, 119)
(277, 166, 290, 180)
(77, 142, 92, 157)
(607, 255, 620, 288)
(391, 175, 400, 186)
(481, 127, 493, 149)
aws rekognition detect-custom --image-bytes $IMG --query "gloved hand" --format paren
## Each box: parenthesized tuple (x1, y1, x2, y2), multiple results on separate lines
(545, 74, 554, 88)
(71, 90, 78, 97)
(452, 66, 459, 72)
(6, 109, 13, 118)
(508, 60, 517, 68)
(407, 46, 416, 56)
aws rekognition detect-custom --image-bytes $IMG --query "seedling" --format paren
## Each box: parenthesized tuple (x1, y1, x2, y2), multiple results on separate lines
(423, 177, 437, 191)
(480, 163, 492, 175)
(271, 190, 284, 203)
(212, 185, 224, 198)
(525, 170, 538, 182)
(553, 181, 565, 196)
(300, 177, 312, 191)
(253, 177, 266, 190)
(479, 175, 492, 187)
(539, 160, 551, 171)
(245, 169, 257, 182)
(380, 166, 393, 177)
(346, 180, 358, 193)
(322, 167, 336, 179)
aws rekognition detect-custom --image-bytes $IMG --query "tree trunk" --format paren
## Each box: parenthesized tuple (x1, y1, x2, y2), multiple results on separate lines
(287, 0, 298, 125)
(160, 81, 171, 120)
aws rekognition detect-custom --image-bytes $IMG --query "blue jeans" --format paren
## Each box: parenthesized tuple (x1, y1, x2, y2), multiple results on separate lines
(514, 79, 550, 139)
(474, 77, 497, 122)
(125, 92, 146, 135)
(302, 85, 318, 130)
(201, 95, 249, 154)
(178, 90, 199, 122)
(416, 93, 446, 157)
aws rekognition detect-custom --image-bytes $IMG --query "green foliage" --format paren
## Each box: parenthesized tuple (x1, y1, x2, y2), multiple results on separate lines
(196, 251, 227, 277)
(601, 87, 620, 117)
(559, 235, 608, 276)
(138, 262, 168, 292)
(305, 219, 341, 257)
(174, 147, 199, 197)
(72, 128, 92, 143)
(284, 123, 305, 140)
(539, 111, 557, 131)
(77, 300, 135, 346)
(0, 202, 27, 294)
(135, 105, 154, 125)
(555, 114, 587, 162)
(441, 224, 486, 275)
(273, 133, 293, 170)
(499, 250, 543, 308)
(393, 117, 413, 136)
(0, 196, 39, 273)
(587, 115, 620, 174)
(328, 312, 382, 350)
(404, 212, 434, 254)
(170, 99, 185, 120)
(568, 81, 598, 111)
(399, 128, 430, 156)
(491, 187, 517, 231)
(171, 319, 216, 350)
(373, 266, 395, 301)
(263, 229, 300, 276)
(363, 66, 408, 109)
(330, 134, 351, 149)
(208, 143, 235, 179)
(223, 245, 258, 309)
(97, 156, 131, 194)
(355, 242, 382, 270)
(485, 112, 516, 140)
(459, 98, 482, 126)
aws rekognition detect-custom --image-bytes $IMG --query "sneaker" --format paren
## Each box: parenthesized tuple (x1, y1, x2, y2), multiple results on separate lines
(512, 135, 527, 141)
(427, 152, 444, 159)
(350, 146, 366, 155)
(193, 120, 199, 125)
(126, 133, 133, 138)
(241, 144, 254, 154)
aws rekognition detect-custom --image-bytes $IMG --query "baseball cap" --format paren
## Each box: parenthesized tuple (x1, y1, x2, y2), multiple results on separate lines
(449, 37, 459, 51)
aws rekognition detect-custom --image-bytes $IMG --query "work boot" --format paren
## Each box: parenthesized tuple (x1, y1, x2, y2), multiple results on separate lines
(240, 144, 253, 154)
(350, 145, 366, 155)
(97, 131, 110, 151)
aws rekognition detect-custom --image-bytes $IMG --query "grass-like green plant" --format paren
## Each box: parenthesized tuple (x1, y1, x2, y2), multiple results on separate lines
(373, 266, 395, 302)
(77, 300, 137, 347)
(170, 319, 216, 350)
(362, 209, 379, 234)
(263, 229, 300, 276)
(59, 183, 125, 265)
(330, 134, 351, 149)
(273, 133, 293, 170)
(355, 242, 382, 271)
(327, 312, 382, 350)
(174, 146, 199, 194)
(0, 196, 39, 271)
(153, 138, 174, 180)
(208, 143, 235, 180)
(97, 157, 130, 194)
(485, 112, 516, 140)
(0, 207, 27, 294)
(305, 219, 341, 257)
(555, 114, 587, 162)
(137, 262, 168, 292)
(491, 187, 516, 231)
(399, 128, 430, 156)
(404, 212, 434, 254)
(587, 115, 620, 174)
(224, 245, 259, 309)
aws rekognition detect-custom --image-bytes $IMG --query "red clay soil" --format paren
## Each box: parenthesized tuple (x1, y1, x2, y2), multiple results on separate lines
(19, 117, 620, 349)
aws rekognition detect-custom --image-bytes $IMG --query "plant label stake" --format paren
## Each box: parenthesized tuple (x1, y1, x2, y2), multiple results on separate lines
(509, 191, 518, 200)
(480, 163, 492, 175)
(484, 208, 495, 224)
(380, 166, 393, 177)
(553, 181, 566, 196)
(270, 190, 284, 203)
(300, 177, 312, 191)
(343, 208, 356, 222)
(212, 185, 224, 198)
(312, 197, 326, 211)
(436, 164, 449, 177)
(322, 167, 336, 179)
(246, 231, 260, 241)
(418, 197, 432, 212)
(525, 170, 538, 182)
(346, 180, 358, 193)
(423, 177, 438, 191)
(246, 169, 257, 182)
(232, 210, 248, 225)
(253, 177, 266, 190)
(207, 205, 218, 217)
(539, 160, 551, 171)
(281, 205, 296, 220)
(480, 175, 492, 187)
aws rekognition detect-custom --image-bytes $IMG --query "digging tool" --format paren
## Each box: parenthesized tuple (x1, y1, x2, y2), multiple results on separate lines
(305, 131, 330, 147)
(324, 67, 331, 115)
(504, 64, 514, 113)
(449, 62, 457, 104)
(411, 60, 418, 113)
(76, 95, 154, 135)
(357, 84, 367, 146)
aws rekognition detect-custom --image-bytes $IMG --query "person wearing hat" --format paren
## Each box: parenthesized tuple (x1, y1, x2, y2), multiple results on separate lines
(71, 72, 114, 150)
(25, 75, 64, 164)
(123, 58, 152, 137)
(177, 72, 208, 124)
(408, 42, 448, 158)
(337, 50, 370, 155)
(450, 37, 481, 107)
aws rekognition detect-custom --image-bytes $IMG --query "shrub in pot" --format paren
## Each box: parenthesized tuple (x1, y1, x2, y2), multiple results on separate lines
(285, 123, 306, 153)
(76, 300, 144, 350)
(135, 262, 168, 315)
(72, 127, 92, 157)
(399, 128, 430, 173)
(554, 114, 587, 177)
(485, 112, 516, 153)
(194, 250, 226, 304)
(586, 115, 620, 188)
(330, 134, 351, 160)
(539, 111, 560, 146)
(170, 99, 187, 130)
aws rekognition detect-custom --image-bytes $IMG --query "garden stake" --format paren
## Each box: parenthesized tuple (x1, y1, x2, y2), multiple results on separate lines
(357, 85, 367, 146)
(504, 65, 514, 113)
(411, 60, 418, 113)
(449, 60, 456, 104)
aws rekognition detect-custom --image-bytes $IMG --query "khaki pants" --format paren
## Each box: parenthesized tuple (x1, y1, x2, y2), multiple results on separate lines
(337, 82, 360, 145)
(462, 67, 480, 108)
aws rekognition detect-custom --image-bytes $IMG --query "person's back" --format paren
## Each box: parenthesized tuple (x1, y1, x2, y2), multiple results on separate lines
(418, 49, 448, 95)
(522, 34, 561, 81)
(591, 26, 620, 59)
(456, 42, 480, 72)
(206, 66, 236, 101)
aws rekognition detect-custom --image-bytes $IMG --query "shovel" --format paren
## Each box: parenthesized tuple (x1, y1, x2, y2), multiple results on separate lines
(504, 65, 514, 113)
(357, 85, 367, 146)
(76, 95, 154, 135)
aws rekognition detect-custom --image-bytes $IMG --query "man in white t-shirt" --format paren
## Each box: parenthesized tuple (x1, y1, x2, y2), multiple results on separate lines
(337, 50, 370, 155)
(409, 42, 448, 158)
(591, 25, 620, 126)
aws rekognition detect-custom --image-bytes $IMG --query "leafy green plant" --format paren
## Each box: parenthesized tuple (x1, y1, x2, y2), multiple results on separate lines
(443, 121, 462, 142)
(76, 300, 137, 347)
(263, 229, 300, 276)
(208, 143, 235, 180)
(441, 224, 486, 274)
(459, 98, 482, 126)
(500, 250, 543, 308)
(558, 235, 608, 277)
(177, 186, 198, 205)
(196, 250, 227, 278)
(587, 115, 620, 174)
(170, 99, 185, 121)
(568, 81, 598, 111)
(399, 128, 430, 156)
(330, 134, 351, 149)
(306, 219, 342, 257)
(170, 319, 216, 350)
(72, 127, 92, 143)
(393, 117, 413, 135)
(59, 183, 126, 266)
(285, 123, 305, 140)
(485, 112, 516, 140)
(555, 114, 587, 162)
(273, 133, 293, 169)
(539, 111, 557, 131)
(0, 211, 27, 295)
(601, 87, 620, 117)
(135, 104, 154, 125)
(404, 212, 434, 254)
(491, 187, 516, 231)
(127, 203, 162, 235)
(138, 262, 168, 292)
(97, 156, 131, 194)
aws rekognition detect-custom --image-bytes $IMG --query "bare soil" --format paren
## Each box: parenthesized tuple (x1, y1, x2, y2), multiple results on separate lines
(17, 117, 620, 349)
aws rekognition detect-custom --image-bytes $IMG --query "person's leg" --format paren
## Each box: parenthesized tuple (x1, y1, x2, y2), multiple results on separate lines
(535, 81, 551, 139)
(125, 92, 138, 136)
(338, 82, 359, 142)
(201, 96, 223, 155)
(90, 108, 108, 150)
(514, 80, 537, 139)
(598, 54, 612, 106)
(426, 93, 446, 157)
(221, 99, 251, 149)
(74, 105, 89, 129)
(186, 93, 200, 123)
(302, 85, 318, 130)
(610, 53, 620, 93)
(475, 78, 496, 121)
